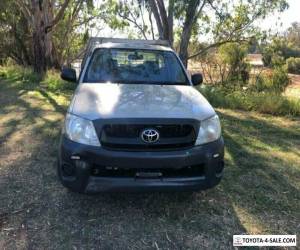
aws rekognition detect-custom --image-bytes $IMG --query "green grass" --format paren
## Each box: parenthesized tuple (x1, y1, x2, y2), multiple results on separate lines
(200, 85, 300, 117)
(0, 67, 299, 249)
(0, 65, 75, 93)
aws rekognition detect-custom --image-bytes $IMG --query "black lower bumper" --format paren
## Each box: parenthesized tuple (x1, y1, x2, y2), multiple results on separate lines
(58, 136, 225, 193)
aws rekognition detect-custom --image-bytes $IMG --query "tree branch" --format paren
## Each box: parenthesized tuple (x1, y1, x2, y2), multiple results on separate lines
(116, 8, 148, 39)
(15, 0, 33, 25)
(195, 0, 207, 20)
(148, 10, 155, 40)
(188, 38, 251, 60)
(45, 0, 71, 33)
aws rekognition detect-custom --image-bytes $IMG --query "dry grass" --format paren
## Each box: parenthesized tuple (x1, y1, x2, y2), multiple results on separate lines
(285, 73, 300, 99)
(0, 73, 299, 249)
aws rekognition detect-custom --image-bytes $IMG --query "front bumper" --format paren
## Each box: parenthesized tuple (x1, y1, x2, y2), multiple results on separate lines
(58, 136, 225, 193)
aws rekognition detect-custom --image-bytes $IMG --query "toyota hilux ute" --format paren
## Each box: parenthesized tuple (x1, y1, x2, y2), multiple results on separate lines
(58, 38, 224, 193)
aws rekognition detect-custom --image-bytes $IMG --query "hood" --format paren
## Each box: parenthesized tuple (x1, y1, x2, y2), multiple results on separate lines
(69, 83, 215, 121)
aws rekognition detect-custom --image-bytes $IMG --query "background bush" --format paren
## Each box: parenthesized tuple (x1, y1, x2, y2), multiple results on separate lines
(286, 57, 300, 74)
(254, 66, 290, 93)
(199, 85, 300, 116)
(262, 37, 300, 67)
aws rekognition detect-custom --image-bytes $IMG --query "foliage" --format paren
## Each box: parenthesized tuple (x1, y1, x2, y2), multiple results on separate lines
(218, 43, 249, 86)
(197, 42, 250, 88)
(262, 37, 300, 67)
(0, 0, 293, 75)
(254, 66, 290, 93)
(188, 0, 288, 60)
(286, 57, 300, 74)
(285, 22, 300, 48)
(0, 0, 103, 74)
(102, 0, 152, 40)
(50, 0, 99, 67)
(0, 0, 33, 66)
(97, 0, 289, 66)
(200, 85, 300, 117)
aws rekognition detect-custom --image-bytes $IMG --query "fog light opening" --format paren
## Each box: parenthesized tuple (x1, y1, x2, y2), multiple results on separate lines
(62, 163, 75, 176)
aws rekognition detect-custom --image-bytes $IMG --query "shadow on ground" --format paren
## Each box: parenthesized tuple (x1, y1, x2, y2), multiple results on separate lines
(0, 77, 299, 249)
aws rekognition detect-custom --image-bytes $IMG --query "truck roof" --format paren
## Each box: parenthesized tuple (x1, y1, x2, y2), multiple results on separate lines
(95, 42, 173, 52)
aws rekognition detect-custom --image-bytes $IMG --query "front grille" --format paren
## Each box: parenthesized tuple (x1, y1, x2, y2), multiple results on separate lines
(97, 119, 199, 151)
(103, 124, 193, 138)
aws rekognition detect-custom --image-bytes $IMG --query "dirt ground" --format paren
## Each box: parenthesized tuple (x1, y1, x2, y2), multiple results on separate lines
(0, 77, 299, 249)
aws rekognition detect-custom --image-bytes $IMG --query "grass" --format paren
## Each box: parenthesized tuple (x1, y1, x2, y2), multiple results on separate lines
(0, 66, 300, 249)
(0, 65, 74, 93)
(285, 85, 300, 99)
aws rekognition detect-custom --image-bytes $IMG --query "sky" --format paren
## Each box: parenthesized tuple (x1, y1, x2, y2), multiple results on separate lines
(261, 0, 300, 33)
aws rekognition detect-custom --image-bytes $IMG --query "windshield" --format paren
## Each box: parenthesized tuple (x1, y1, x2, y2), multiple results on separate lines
(83, 48, 189, 85)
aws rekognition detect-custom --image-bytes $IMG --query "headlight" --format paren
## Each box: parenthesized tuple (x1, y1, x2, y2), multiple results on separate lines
(195, 115, 221, 145)
(64, 113, 100, 146)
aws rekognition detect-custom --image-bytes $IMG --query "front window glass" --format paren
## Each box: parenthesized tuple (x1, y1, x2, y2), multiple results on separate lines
(83, 48, 189, 85)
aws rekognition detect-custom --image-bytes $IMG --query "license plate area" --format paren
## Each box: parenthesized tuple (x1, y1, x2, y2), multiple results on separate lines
(135, 171, 163, 179)
(91, 164, 205, 178)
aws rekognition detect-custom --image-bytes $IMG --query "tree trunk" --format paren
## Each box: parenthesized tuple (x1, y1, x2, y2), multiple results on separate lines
(32, 4, 47, 75)
(179, 0, 201, 67)
(167, 0, 174, 47)
(148, 0, 173, 46)
(148, 0, 164, 39)
(156, 0, 169, 40)
(31, 0, 56, 75)
(17, 0, 70, 75)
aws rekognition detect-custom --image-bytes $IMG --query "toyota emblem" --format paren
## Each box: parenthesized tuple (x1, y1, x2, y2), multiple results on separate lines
(141, 128, 160, 143)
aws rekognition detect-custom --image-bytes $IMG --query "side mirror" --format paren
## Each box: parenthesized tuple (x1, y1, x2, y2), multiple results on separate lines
(61, 67, 77, 82)
(191, 73, 203, 86)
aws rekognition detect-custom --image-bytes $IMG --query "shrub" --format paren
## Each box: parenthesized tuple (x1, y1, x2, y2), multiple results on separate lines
(286, 57, 300, 74)
(272, 66, 290, 93)
(199, 85, 300, 116)
(262, 37, 300, 67)
(253, 66, 289, 94)
(219, 43, 250, 86)
(41, 70, 75, 92)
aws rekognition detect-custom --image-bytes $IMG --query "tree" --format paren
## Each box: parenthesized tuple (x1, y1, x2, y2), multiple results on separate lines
(52, 0, 104, 66)
(102, 0, 156, 40)
(1, 0, 101, 76)
(147, 0, 289, 67)
(15, 0, 72, 75)
(285, 22, 300, 47)
(261, 22, 300, 68)
(0, 0, 33, 65)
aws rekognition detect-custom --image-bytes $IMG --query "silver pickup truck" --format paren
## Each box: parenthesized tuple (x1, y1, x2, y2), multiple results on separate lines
(58, 38, 224, 193)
